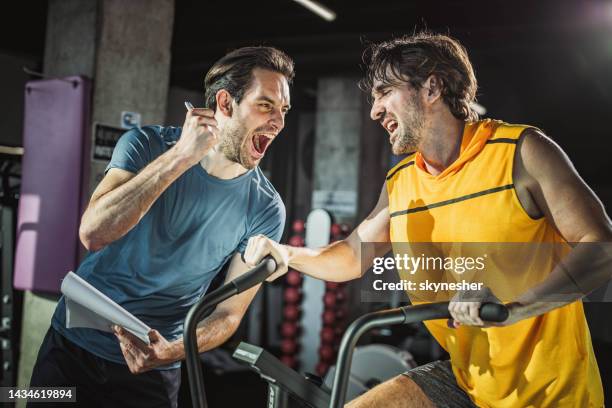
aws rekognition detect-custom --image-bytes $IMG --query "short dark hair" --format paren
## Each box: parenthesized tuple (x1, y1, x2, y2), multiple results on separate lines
(204, 46, 295, 111)
(360, 32, 478, 121)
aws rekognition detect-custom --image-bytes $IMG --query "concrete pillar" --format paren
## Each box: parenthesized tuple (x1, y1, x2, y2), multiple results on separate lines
(299, 78, 362, 372)
(312, 78, 362, 224)
(292, 112, 316, 220)
(17, 0, 174, 395)
(312, 76, 391, 223)
(92, 0, 174, 127)
(305, 77, 392, 371)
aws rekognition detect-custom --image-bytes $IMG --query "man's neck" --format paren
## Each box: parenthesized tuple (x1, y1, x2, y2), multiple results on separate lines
(418, 112, 466, 176)
(199, 144, 250, 180)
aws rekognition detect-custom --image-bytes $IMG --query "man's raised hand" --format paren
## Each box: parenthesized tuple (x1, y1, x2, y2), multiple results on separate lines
(174, 106, 219, 165)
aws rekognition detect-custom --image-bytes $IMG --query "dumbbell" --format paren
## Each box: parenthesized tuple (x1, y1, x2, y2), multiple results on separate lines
(323, 310, 336, 325)
(326, 282, 340, 290)
(281, 339, 299, 354)
(283, 304, 301, 321)
(315, 362, 329, 377)
(320, 327, 335, 343)
(292, 219, 305, 234)
(330, 223, 342, 237)
(284, 287, 301, 303)
(286, 270, 302, 286)
(281, 322, 300, 338)
(319, 345, 335, 361)
(323, 292, 336, 307)
(289, 235, 305, 247)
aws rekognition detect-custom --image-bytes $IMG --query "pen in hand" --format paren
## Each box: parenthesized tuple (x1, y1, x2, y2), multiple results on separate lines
(183, 101, 216, 142)
(165, 102, 196, 147)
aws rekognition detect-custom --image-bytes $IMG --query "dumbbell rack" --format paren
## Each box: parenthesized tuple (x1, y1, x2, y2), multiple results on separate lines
(279, 219, 306, 369)
(315, 223, 350, 376)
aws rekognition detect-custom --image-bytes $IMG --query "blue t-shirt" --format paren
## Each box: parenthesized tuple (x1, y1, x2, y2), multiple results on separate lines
(52, 125, 285, 369)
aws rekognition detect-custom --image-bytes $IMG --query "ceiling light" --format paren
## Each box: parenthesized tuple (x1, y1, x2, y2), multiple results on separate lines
(291, 0, 336, 22)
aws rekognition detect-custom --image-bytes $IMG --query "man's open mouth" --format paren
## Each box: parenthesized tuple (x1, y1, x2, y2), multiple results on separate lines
(385, 120, 398, 135)
(251, 133, 273, 157)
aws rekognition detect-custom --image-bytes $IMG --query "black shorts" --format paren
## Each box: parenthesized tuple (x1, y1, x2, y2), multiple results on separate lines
(28, 327, 181, 408)
(403, 360, 477, 408)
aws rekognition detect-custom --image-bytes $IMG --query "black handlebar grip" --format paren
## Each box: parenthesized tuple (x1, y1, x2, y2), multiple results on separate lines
(479, 303, 509, 322)
(233, 255, 278, 293)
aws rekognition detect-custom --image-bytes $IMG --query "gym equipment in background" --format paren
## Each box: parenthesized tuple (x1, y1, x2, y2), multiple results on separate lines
(322, 344, 416, 401)
(315, 223, 350, 377)
(279, 219, 306, 369)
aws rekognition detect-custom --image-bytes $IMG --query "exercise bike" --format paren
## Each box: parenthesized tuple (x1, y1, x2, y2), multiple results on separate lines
(184, 258, 508, 408)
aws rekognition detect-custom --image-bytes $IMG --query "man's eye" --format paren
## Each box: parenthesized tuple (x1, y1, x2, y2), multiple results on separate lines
(260, 104, 272, 110)
(372, 90, 389, 102)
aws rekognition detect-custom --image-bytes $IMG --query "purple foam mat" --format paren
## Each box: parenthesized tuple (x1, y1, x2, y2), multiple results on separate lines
(13, 76, 91, 293)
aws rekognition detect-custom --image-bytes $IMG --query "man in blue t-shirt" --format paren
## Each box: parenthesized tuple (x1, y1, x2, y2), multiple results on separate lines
(29, 46, 294, 407)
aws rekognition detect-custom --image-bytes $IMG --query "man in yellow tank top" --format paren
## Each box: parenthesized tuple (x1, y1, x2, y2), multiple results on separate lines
(244, 33, 611, 407)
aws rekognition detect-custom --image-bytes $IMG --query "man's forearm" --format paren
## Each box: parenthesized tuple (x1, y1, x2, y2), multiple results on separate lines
(80, 148, 193, 250)
(287, 238, 375, 282)
(509, 240, 612, 321)
(163, 310, 240, 362)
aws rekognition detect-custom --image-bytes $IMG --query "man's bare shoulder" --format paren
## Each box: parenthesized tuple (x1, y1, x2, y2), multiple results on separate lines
(519, 127, 566, 162)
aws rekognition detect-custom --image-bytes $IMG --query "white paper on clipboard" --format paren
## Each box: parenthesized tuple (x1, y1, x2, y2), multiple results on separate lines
(61, 271, 151, 345)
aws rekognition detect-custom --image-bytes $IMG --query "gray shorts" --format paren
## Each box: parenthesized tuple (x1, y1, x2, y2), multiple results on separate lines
(403, 360, 477, 408)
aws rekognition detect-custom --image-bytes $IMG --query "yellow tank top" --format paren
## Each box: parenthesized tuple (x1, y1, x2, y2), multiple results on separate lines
(386, 119, 603, 407)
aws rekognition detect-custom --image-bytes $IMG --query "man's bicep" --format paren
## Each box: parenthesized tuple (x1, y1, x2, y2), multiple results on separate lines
(345, 182, 391, 268)
(89, 168, 136, 204)
(520, 129, 612, 242)
(341, 183, 391, 275)
(354, 182, 391, 243)
(89, 127, 156, 204)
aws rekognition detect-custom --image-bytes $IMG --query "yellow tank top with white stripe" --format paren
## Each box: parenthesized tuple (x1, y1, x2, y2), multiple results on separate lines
(386, 119, 603, 407)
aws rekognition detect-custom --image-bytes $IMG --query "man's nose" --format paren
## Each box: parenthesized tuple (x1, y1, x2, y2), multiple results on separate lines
(370, 98, 385, 122)
(270, 109, 284, 131)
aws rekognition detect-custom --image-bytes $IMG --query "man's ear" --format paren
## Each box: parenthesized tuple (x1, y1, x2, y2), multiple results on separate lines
(216, 89, 233, 117)
(423, 75, 443, 104)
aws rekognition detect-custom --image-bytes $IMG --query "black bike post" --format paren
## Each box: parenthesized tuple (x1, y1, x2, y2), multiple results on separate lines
(184, 256, 277, 408)
(328, 302, 508, 408)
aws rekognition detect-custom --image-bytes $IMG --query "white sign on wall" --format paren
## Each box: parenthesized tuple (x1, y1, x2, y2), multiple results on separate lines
(312, 190, 357, 217)
(120, 111, 141, 129)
